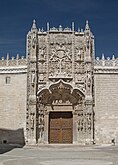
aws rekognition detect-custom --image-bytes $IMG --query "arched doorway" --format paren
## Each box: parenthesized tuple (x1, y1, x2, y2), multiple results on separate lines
(37, 80, 85, 144)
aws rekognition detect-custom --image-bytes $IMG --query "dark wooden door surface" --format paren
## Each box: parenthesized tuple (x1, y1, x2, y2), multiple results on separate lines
(49, 112, 73, 143)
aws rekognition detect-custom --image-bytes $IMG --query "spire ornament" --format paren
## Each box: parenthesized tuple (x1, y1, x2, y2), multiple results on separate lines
(85, 20, 90, 31)
(31, 19, 37, 31)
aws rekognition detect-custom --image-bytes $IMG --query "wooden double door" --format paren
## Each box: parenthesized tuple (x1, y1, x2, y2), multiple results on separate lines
(49, 112, 73, 143)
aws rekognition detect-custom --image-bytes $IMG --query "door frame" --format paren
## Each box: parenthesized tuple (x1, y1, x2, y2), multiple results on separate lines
(48, 111, 73, 144)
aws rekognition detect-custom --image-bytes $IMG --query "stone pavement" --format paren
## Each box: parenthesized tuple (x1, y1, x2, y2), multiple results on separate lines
(0, 144, 118, 165)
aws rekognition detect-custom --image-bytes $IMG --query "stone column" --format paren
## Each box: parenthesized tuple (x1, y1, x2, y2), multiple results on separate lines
(44, 111, 49, 144)
(73, 111, 78, 144)
(85, 99, 94, 144)
(27, 95, 37, 145)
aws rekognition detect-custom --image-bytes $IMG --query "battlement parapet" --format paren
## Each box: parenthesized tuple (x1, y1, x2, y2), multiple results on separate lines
(0, 54, 27, 67)
(94, 54, 118, 73)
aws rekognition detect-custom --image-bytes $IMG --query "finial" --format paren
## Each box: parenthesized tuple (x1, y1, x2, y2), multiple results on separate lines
(96, 57, 99, 61)
(12, 56, 15, 60)
(72, 22, 74, 32)
(6, 53, 9, 60)
(59, 25, 62, 31)
(112, 54, 115, 60)
(85, 20, 90, 31)
(78, 27, 80, 32)
(31, 19, 37, 30)
(16, 54, 19, 60)
(81, 29, 83, 32)
(21, 56, 24, 59)
(1, 56, 4, 60)
(47, 22, 49, 32)
(102, 53, 105, 60)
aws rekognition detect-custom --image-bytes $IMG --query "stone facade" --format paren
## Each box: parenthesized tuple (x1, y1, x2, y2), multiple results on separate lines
(0, 20, 118, 145)
(0, 55, 27, 144)
(94, 55, 118, 144)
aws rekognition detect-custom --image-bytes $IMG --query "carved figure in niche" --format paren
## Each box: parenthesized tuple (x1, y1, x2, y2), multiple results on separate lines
(77, 50, 81, 60)
(38, 105, 44, 140)
(31, 71, 35, 84)
(30, 113, 35, 129)
(86, 71, 92, 95)
(86, 113, 91, 131)
(86, 36, 90, 49)
(39, 74, 44, 81)
(78, 114, 84, 132)
(32, 37, 36, 48)
(39, 47, 45, 59)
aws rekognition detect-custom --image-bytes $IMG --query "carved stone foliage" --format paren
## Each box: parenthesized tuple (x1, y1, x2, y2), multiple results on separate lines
(48, 34, 72, 78)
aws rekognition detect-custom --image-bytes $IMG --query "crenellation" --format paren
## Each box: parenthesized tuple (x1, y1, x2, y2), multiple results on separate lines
(94, 54, 118, 74)
(95, 54, 118, 67)
(0, 54, 27, 67)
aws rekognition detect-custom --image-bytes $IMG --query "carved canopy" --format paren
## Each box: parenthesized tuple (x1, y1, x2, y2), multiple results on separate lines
(37, 80, 84, 108)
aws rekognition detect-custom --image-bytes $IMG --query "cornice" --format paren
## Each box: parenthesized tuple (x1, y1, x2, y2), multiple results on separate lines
(0, 66, 27, 74)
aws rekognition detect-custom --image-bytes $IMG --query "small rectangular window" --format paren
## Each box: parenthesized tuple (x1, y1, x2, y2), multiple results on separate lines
(6, 76, 11, 84)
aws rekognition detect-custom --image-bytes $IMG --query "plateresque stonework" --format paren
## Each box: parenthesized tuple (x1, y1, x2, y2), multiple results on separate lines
(0, 20, 118, 145)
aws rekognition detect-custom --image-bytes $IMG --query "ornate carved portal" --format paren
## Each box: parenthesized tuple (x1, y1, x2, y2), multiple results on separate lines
(36, 81, 94, 144)
(26, 21, 95, 145)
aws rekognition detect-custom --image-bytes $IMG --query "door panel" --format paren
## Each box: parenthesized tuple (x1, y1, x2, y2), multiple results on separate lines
(49, 112, 73, 143)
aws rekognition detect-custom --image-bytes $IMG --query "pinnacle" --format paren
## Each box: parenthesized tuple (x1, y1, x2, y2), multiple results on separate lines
(31, 19, 37, 30)
(85, 20, 90, 31)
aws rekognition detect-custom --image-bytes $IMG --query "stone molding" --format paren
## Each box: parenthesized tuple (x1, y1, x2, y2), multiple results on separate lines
(0, 66, 27, 74)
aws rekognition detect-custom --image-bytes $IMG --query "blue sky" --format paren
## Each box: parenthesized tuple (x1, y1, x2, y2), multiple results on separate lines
(0, 0, 118, 58)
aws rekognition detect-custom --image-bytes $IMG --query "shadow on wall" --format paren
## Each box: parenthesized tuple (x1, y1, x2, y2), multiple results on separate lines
(0, 128, 25, 154)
